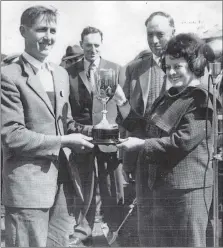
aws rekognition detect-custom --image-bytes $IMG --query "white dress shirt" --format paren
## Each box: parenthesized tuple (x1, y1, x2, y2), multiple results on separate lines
(22, 52, 54, 92)
(84, 57, 100, 73)
(84, 58, 100, 92)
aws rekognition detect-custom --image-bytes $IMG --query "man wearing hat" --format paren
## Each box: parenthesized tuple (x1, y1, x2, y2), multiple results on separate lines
(60, 45, 84, 69)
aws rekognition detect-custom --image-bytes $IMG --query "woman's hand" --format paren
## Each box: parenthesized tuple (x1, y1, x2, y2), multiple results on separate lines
(117, 137, 145, 152)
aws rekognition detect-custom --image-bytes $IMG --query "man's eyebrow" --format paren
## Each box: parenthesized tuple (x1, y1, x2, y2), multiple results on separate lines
(35, 26, 57, 29)
(147, 31, 164, 34)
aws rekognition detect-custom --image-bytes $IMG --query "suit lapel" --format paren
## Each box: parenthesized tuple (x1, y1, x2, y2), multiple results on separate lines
(79, 71, 92, 95)
(139, 58, 151, 113)
(51, 64, 63, 120)
(21, 56, 55, 117)
(78, 60, 92, 95)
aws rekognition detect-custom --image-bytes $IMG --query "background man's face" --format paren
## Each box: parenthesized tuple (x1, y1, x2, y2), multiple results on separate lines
(21, 15, 57, 61)
(146, 15, 174, 57)
(80, 33, 102, 62)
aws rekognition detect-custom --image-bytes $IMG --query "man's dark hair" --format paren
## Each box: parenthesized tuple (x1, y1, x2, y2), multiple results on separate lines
(81, 26, 103, 42)
(20, 5, 58, 27)
(145, 11, 175, 28)
(165, 33, 207, 77)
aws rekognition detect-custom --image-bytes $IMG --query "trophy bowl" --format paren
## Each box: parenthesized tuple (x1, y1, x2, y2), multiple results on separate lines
(92, 69, 119, 145)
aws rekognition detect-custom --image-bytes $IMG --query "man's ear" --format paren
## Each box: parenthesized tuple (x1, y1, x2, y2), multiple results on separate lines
(20, 25, 26, 38)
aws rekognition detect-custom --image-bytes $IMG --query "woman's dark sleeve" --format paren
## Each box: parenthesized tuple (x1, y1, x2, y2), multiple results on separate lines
(116, 108, 146, 132)
(140, 91, 213, 165)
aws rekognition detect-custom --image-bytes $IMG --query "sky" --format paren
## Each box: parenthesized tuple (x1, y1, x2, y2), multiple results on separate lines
(1, 1, 222, 66)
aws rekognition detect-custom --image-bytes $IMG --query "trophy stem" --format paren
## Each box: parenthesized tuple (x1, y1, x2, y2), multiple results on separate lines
(100, 101, 110, 126)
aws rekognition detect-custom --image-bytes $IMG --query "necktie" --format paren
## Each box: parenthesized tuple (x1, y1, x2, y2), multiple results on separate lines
(159, 57, 166, 73)
(87, 62, 96, 92)
(38, 62, 54, 92)
(157, 57, 162, 68)
(40, 62, 48, 71)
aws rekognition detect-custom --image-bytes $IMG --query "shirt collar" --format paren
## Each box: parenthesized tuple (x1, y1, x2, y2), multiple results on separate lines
(84, 57, 100, 71)
(22, 51, 53, 71)
(152, 53, 162, 67)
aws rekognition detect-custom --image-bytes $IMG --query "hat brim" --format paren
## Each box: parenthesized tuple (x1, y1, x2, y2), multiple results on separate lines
(62, 54, 84, 61)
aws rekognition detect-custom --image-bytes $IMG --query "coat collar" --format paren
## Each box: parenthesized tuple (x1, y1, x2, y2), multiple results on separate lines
(78, 58, 92, 94)
(83, 57, 100, 71)
(78, 57, 108, 95)
(22, 51, 54, 72)
(19, 55, 59, 117)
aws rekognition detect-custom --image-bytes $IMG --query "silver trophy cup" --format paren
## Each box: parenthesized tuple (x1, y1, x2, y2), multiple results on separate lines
(92, 68, 119, 144)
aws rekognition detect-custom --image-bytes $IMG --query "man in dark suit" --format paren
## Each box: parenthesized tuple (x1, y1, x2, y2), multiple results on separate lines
(66, 26, 124, 245)
(122, 11, 175, 179)
(1, 6, 94, 247)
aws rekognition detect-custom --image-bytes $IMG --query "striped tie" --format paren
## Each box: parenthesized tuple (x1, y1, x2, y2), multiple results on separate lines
(87, 62, 96, 92)
(159, 56, 166, 73)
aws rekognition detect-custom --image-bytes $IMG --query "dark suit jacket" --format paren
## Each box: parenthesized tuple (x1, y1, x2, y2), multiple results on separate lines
(66, 58, 124, 220)
(122, 53, 169, 172)
(1, 56, 90, 208)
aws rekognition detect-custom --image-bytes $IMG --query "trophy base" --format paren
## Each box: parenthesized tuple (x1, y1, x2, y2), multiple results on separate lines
(92, 127, 119, 145)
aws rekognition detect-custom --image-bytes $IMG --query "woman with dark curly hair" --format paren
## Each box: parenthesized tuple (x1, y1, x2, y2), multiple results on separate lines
(113, 33, 218, 247)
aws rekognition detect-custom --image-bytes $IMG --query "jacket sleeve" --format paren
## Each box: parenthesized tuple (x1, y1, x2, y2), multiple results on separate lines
(66, 106, 92, 136)
(116, 64, 144, 130)
(140, 99, 212, 165)
(122, 64, 131, 100)
(116, 107, 146, 132)
(1, 74, 61, 160)
(65, 71, 93, 136)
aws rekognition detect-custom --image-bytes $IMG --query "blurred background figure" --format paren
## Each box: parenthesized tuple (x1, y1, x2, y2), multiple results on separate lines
(60, 45, 84, 69)
(1, 53, 20, 66)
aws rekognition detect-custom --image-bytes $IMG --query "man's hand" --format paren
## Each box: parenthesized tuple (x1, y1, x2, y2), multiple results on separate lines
(112, 84, 127, 106)
(61, 133, 94, 153)
(117, 137, 145, 152)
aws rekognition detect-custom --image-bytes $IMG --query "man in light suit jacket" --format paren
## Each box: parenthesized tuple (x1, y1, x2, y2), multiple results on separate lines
(1, 6, 94, 247)
(122, 11, 175, 178)
(66, 26, 124, 245)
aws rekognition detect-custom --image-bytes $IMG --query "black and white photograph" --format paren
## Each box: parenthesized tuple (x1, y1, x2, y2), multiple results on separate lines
(1, 1, 223, 247)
